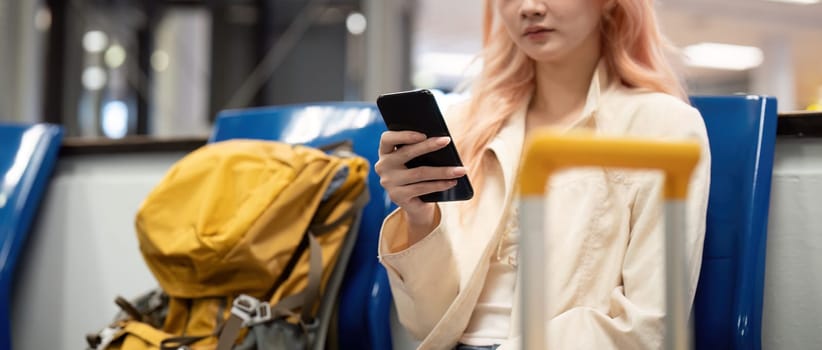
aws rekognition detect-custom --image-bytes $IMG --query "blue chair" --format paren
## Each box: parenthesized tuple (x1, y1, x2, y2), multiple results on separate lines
(0, 122, 63, 350)
(690, 96, 778, 349)
(211, 102, 393, 349)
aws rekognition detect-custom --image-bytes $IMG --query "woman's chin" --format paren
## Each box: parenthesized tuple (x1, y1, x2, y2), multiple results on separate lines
(523, 50, 566, 64)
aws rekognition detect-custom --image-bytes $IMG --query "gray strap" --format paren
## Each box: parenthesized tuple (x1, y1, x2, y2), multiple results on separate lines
(300, 233, 323, 323)
(115, 296, 147, 323)
(270, 291, 306, 316)
(215, 313, 244, 350)
(161, 335, 208, 350)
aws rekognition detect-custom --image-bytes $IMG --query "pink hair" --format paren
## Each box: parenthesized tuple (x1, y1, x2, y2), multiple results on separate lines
(457, 0, 687, 193)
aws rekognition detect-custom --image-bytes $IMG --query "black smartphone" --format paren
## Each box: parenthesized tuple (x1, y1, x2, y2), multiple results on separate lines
(376, 89, 474, 202)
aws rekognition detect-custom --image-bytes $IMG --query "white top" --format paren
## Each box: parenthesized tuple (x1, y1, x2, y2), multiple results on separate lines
(459, 204, 520, 346)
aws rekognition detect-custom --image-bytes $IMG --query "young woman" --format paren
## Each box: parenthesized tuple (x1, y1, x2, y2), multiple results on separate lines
(374, 0, 711, 349)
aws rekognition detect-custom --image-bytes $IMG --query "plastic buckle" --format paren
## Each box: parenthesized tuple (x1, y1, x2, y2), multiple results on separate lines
(230, 294, 260, 323)
(247, 303, 273, 326)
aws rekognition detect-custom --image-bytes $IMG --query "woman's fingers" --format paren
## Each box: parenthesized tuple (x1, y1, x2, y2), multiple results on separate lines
(378, 131, 426, 156)
(388, 180, 459, 206)
(381, 166, 466, 187)
(394, 136, 452, 164)
(379, 132, 453, 165)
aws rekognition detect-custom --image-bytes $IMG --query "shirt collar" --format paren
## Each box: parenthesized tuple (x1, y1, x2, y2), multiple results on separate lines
(574, 59, 613, 131)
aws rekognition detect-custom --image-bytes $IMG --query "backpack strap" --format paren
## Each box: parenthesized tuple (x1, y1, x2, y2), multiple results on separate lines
(115, 296, 148, 323)
(160, 334, 209, 350)
(300, 232, 323, 323)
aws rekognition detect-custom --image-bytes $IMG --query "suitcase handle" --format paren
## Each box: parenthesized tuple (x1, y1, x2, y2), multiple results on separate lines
(518, 130, 700, 199)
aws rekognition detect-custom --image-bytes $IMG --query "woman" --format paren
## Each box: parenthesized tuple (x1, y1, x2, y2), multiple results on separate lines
(375, 0, 711, 349)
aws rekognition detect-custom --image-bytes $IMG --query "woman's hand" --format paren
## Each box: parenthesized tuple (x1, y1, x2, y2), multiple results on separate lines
(375, 131, 467, 239)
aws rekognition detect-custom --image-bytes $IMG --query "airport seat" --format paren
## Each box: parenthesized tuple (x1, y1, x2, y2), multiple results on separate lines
(690, 96, 778, 349)
(0, 122, 64, 350)
(211, 102, 393, 349)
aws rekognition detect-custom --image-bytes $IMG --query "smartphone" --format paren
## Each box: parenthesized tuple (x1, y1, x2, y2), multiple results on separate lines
(376, 89, 474, 202)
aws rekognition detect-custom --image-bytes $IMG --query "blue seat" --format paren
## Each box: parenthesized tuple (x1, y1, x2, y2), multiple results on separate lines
(211, 102, 393, 349)
(690, 96, 778, 349)
(0, 122, 63, 350)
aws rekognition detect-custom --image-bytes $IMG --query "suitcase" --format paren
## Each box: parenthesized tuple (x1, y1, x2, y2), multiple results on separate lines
(516, 131, 702, 350)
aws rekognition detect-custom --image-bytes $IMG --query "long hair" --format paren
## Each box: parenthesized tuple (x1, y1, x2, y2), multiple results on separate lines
(457, 0, 687, 192)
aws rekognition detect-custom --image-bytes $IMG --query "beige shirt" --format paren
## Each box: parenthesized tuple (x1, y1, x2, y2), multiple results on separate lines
(378, 66, 711, 350)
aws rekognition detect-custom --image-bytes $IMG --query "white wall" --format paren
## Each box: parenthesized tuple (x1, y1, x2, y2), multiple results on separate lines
(12, 152, 185, 350)
(762, 138, 822, 349)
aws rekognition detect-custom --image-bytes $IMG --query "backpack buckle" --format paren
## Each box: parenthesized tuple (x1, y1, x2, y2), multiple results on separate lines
(247, 304, 273, 326)
(231, 294, 260, 323)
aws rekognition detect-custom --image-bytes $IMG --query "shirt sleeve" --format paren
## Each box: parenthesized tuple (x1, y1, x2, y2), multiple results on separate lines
(378, 206, 461, 340)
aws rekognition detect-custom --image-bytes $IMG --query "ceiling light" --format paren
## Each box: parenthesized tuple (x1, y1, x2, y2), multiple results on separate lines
(104, 44, 126, 68)
(34, 6, 51, 32)
(82, 31, 108, 53)
(683, 43, 764, 71)
(82, 66, 107, 90)
(151, 51, 170, 72)
(346, 12, 367, 35)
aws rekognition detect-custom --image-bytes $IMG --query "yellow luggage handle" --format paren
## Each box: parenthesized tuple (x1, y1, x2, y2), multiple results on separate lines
(518, 130, 701, 199)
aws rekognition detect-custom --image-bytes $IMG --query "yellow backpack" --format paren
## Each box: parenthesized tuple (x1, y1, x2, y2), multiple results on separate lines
(87, 139, 369, 350)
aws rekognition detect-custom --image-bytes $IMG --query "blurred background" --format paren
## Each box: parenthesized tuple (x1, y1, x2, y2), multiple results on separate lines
(0, 0, 820, 139)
